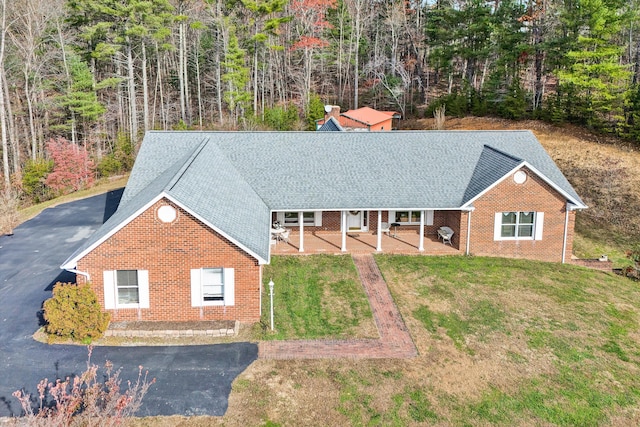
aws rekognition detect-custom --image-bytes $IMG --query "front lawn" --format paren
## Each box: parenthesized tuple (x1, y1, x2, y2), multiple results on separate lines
(257, 255, 377, 340)
(140, 254, 640, 426)
(375, 254, 640, 425)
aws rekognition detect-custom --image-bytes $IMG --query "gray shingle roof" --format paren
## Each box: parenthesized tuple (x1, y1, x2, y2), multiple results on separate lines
(62, 130, 585, 268)
(462, 145, 524, 205)
(317, 116, 344, 132)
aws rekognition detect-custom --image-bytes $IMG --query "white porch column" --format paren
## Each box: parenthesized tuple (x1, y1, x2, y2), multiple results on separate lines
(341, 210, 347, 252)
(419, 210, 425, 252)
(376, 210, 383, 251)
(298, 211, 304, 252)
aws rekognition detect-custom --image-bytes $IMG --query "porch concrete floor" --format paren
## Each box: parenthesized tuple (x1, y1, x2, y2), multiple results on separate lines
(271, 230, 462, 255)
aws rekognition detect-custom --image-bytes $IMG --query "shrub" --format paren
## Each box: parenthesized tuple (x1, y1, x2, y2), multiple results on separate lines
(43, 283, 110, 343)
(96, 155, 122, 178)
(22, 159, 53, 202)
(263, 103, 300, 131)
(13, 347, 154, 426)
(0, 189, 21, 235)
(97, 134, 135, 178)
(306, 93, 325, 130)
(45, 137, 96, 196)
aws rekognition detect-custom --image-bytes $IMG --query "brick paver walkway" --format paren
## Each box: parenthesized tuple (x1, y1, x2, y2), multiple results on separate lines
(258, 254, 417, 359)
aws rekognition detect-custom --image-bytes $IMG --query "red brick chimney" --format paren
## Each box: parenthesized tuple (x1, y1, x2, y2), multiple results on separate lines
(324, 105, 341, 121)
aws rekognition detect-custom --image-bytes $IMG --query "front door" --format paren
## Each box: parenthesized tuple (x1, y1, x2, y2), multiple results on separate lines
(346, 210, 368, 231)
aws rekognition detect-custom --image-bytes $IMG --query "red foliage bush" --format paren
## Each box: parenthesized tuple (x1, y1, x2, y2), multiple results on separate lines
(45, 137, 95, 196)
(13, 347, 154, 426)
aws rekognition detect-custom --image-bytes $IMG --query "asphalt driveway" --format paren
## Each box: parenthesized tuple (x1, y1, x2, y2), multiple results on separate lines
(0, 190, 258, 417)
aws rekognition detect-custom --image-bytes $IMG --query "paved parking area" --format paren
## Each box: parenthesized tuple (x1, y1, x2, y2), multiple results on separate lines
(0, 191, 257, 418)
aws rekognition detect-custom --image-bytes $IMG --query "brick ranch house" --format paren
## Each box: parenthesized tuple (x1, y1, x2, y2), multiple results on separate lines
(61, 131, 586, 324)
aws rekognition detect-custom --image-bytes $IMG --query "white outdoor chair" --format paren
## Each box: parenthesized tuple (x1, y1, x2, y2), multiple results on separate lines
(437, 226, 454, 245)
(279, 229, 290, 243)
(380, 222, 391, 236)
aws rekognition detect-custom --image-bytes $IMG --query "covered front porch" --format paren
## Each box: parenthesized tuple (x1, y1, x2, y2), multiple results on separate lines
(270, 209, 467, 256)
(271, 230, 462, 255)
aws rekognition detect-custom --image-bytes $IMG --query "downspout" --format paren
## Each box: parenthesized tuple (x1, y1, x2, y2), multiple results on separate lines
(464, 207, 474, 256)
(67, 268, 91, 282)
(259, 264, 263, 318)
(561, 203, 570, 264)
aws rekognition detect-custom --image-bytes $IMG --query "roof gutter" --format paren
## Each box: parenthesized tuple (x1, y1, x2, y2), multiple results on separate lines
(67, 268, 91, 282)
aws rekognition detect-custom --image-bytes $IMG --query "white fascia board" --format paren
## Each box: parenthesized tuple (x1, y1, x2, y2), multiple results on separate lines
(567, 202, 587, 211)
(521, 162, 587, 209)
(165, 194, 268, 265)
(61, 193, 168, 270)
(460, 161, 587, 210)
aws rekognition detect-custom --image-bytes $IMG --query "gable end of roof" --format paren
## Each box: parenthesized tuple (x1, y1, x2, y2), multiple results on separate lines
(462, 145, 524, 205)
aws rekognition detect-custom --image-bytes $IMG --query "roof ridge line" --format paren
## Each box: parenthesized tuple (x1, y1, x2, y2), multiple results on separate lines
(166, 137, 210, 191)
(482, 144, 524, 163)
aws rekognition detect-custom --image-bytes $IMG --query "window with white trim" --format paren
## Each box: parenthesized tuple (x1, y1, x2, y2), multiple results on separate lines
(494, 211, 544, 240)
(191, 268, 235, 307)
(116, 270, 139, 304)
(202, 268, 224, 301)
(103, 270, 150, 309)
(389, 210, 434, 225)
(276, 211, 322, 226)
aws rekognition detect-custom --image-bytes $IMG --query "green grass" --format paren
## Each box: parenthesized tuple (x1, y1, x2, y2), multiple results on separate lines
(375, 254, 640, 426)
(334, 369, 437, 427)
(18, 175, 129, 224)
(257, 255, 375, 340)
(573, 219, 635, 268)
(413, 299, 505, 354)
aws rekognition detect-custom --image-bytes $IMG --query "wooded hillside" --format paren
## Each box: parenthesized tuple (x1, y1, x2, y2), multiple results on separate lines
(0, 0, 638, 199)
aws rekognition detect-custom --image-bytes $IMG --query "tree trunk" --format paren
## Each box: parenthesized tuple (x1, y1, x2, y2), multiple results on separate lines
(194, 37, 203, 128)
(253, 21, 259, 116)
(116, 61, 126, 137)
(141, 41, 150, 132)
(182, 21, 191, 124)
(178, 19, 187, 123)
(4, 74, 18, 173)
(0, 0, 10, 191)
(532, 0, 545, 110)
(57, 20, 76, 147)
(154, 41, 166, 130)
(126, 42, 138, 148)
(216, 46, 223, 125)
(23, 70, 37, 161)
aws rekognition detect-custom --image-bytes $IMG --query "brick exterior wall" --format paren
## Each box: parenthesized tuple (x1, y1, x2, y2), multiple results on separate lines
(273, 210, 450, 237)
(77, 198, 261, 323)
(467, 167, 572, 262)
(270, 168, 576, 263)
(570, 258, 613, 272)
